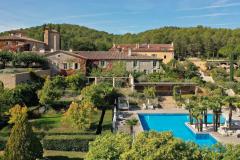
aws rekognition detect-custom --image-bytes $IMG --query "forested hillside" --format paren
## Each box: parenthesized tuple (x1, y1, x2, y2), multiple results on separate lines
(1, 24, 240, 58)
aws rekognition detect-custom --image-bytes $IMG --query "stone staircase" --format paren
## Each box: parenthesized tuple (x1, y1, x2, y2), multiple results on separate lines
(199, 71, 215, 83)
(159, 96, 177, 109)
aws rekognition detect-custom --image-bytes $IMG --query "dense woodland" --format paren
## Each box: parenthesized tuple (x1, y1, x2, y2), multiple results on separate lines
(1, 24, 240, 58)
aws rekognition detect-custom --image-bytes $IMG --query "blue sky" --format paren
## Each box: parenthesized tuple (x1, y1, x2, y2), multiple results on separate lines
(0, 0, 240, 34)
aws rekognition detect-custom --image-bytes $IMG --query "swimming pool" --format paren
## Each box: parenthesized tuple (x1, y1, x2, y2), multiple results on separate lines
(138, 113, 225, 147)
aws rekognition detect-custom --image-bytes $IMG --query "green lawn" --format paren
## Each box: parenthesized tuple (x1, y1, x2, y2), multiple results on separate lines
(29, 109, 112, 134)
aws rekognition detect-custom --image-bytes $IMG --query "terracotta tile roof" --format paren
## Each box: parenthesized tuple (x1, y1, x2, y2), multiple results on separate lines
(76, 51, 158, 60)
(46, 51, 159, 60)
(110, 43, 174, 52)
(0, 35, 45, 44)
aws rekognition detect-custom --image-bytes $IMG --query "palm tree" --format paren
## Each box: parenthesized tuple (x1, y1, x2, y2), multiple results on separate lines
(126, 118, 138, 137)
(209, 96, 223, 132)
(224, 96, 237, 129)
(191, 100, 205, 132)
(185, 99, 195, 125)
(201, 97, 210, 127)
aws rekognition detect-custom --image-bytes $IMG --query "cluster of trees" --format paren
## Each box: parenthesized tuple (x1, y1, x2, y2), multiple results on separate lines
(0, 51, 47, 69)
(86, 131, 240, 160)
(38, 72, 86, 106)
(184, 95, 238, 132)
(3, 24, 240, 58)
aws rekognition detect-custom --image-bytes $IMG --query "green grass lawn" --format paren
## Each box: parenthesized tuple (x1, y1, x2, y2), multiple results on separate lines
(29, 109, 112, 134)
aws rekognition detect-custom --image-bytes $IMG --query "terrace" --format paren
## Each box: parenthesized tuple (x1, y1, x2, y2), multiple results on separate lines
(116, 97, 240, 146)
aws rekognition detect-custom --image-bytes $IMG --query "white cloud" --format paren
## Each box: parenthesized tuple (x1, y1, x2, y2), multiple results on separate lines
(178, 12, 239, 19)
(178, 1, 240, 11)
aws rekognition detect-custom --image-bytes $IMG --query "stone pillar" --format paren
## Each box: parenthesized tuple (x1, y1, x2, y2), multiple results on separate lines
(129, 74, 135, 92)
(95, 77, 98, 85)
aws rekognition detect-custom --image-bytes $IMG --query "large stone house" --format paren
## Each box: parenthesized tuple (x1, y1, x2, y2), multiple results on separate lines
(109, 43, 174, 64)
(46, 50, 162, 75)
(0, 27, 60, 52)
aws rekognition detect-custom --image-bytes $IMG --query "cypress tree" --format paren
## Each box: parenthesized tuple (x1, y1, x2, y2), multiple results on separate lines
(4, 105, 43, 160)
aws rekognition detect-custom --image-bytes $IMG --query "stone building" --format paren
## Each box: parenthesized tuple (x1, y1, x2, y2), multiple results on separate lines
(0, 28, 60, 52)
(44, 27, 60, 51)
(46, 50, 162, 75)
(109, 43, 174, 64)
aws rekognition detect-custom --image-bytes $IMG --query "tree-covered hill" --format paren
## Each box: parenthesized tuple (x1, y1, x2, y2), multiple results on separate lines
(1, 24, 240, 58)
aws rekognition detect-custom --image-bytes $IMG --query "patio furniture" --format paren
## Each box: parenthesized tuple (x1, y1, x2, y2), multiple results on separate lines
(227, 130, 234, 135)
(142, 103, 147, 110)
(148, 105, 154, 110)
(118, 97, 129, 110)
(236, 130, 240, 138)
(218, 127, 228, 136)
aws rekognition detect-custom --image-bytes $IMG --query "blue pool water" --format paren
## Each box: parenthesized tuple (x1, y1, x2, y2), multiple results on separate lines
(139, 114, 225, 147)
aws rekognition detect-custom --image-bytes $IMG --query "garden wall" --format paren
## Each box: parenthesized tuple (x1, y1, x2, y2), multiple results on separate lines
(0, 69, 50, 89)
(134, 83, 196, 96)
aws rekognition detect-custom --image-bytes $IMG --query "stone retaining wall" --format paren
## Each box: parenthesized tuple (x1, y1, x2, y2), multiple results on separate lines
(0, 69, 50, 89)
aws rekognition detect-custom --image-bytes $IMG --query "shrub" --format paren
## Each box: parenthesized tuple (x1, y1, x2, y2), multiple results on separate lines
(43, 135, 95, 151)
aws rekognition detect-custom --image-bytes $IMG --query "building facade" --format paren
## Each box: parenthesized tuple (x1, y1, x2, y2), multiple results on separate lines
(0, 28, 60, 52)
(110, 43, 174, 64)
(46, 51, 162, 75)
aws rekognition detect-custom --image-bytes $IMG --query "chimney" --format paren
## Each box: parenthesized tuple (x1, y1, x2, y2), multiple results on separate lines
(128, 48, 132, 56)
(171, 42, 174, 47)
(113, 43, 116, 48)
(44, 27, 49, 46)
(148, 44, 150, 49)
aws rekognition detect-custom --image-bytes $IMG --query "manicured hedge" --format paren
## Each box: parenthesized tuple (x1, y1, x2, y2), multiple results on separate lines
(42, 135, 95, 151)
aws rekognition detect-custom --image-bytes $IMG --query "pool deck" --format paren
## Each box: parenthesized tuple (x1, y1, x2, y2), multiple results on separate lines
(117, 99, 240, 145)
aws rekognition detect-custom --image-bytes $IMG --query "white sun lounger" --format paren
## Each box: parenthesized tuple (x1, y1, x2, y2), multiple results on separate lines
(148, 105, 154, 110)
(142, 103, 147, 110)
(218, 127, 228, 136)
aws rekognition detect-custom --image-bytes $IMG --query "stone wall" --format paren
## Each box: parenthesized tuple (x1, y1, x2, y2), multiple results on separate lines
(135, 51, 174, 64)
(0, 69, 50, 89)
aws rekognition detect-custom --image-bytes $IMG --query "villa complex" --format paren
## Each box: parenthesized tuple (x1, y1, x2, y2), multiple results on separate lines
(1, 26, 240, 160)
